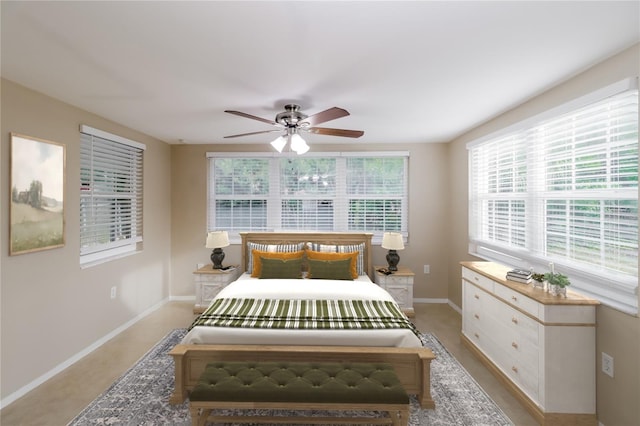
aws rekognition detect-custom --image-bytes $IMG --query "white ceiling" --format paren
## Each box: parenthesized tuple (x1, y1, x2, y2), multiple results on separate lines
(1, 1, 639, 146)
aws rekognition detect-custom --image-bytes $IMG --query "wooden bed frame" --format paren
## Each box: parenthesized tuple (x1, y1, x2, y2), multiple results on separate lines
(169, 232, 435, 409)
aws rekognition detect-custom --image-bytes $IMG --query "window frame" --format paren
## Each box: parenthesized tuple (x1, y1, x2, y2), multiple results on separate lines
(206, 151, 409, 244)
(467, 78, 639, 315)
(79, 125, 145, 266)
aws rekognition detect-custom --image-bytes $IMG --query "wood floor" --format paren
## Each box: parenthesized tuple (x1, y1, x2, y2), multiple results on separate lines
(0, 302, 537, 426)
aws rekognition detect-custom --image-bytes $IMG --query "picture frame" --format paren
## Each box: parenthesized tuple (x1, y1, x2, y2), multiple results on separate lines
(10, 133, 66, 255)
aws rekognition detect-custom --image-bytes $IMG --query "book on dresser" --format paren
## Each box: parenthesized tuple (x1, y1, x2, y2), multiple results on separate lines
(505, 268, 532, 284)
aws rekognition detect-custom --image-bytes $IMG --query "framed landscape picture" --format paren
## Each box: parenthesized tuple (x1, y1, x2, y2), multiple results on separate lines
(10, 133, 66, 255)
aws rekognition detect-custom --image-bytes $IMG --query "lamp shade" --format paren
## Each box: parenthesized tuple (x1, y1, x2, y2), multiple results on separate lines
(290, 134, 309, 155)
(269, 132, 309, 155)
(381, 232, 404, 250)
(206, 231, 229, 249)
(270, 136, 287, 153)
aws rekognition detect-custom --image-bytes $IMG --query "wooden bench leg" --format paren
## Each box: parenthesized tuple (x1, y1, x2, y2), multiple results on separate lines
(189, 406, 199, 426)
(190, 406, 211, 426)
(390, 409, 409, 426)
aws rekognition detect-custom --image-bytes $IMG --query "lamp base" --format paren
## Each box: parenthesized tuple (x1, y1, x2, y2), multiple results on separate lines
(386, 249, 400, 272)
(211, 248, 225, 269)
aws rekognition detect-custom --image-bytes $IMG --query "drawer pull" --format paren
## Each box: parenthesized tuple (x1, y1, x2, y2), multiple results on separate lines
(511, 296, 518, 302)
(511, 317, 518, 324)
(474, 333, 480, 339)
(511, 342, 519, 349)
(474, 314, 480, 319)
(474, 294, 480, 300)
(512, 366, 518, 373)
(474, 276, 479, 281)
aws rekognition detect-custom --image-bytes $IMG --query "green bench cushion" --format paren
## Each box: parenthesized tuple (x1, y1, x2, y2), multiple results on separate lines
(189, 361, 409, 405)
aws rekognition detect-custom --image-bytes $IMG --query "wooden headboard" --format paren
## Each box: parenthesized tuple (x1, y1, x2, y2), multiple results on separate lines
(239, 232, 374, 279)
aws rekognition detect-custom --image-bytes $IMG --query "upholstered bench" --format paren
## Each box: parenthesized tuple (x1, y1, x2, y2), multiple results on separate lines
(189, 361, 410, 426)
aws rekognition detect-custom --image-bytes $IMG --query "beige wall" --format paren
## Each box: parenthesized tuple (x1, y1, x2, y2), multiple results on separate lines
(447, 43, 640, 426)
(170, 143, 451, 300)
(0, 79, 172, 401)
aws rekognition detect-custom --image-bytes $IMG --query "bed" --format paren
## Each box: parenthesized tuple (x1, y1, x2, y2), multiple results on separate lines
(169, 232, 435, 408)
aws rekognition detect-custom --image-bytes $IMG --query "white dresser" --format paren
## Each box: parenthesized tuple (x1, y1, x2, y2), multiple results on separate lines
(193, 264, 241, 313)
(374, 265, 414, 317)
(461, 261, 599, 426)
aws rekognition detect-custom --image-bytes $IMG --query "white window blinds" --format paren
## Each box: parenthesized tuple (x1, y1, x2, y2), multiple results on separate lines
(210, 157, 270, 231)
(80, 125, 145, 265)
(207, 152, 408, 242)
(469, 80, 639, 314)
(347, 157, 407, 232)
(280, 157, 336, 231)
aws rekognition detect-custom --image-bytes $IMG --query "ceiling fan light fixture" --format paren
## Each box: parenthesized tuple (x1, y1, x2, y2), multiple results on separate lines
(290, 134, 309, 155)
(270, 136, 287, 153)
(225, 105, 363, 152)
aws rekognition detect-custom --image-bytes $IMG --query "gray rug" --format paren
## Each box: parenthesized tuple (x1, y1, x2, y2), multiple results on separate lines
(68, 329, 513, 425)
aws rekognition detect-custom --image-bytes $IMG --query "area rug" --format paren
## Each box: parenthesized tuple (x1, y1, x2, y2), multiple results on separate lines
(68, 329, 513, 425)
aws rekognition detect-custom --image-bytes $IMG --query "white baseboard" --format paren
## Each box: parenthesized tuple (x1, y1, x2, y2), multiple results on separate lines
(0, 297, 170, 409)
(413, 298, 449, 304)
(169, 295, 196, 302)
(447, 300, 462, 314)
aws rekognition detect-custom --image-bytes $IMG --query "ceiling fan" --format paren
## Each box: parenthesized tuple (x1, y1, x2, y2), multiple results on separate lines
(224, 104, 364, 154)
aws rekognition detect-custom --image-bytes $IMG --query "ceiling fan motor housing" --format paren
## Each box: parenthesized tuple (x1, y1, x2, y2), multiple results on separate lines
(275, 104, 308, 128)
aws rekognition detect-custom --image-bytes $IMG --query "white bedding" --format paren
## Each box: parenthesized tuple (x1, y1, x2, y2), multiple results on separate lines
(181, 273, 423, 348)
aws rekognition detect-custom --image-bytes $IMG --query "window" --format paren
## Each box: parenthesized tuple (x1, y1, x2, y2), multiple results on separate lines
(80, 125, 145, 265)
(347, 157, 406, 232)
(468, 79, 638, 314)
(208, 152, 408, 242)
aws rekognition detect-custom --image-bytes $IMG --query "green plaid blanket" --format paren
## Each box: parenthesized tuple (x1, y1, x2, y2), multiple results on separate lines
(189, 298, 420, 338)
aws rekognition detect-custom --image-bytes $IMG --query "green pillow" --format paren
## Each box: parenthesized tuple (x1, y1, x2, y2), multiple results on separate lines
(308, 258, 354, 280)
(259, 257, 303, 279)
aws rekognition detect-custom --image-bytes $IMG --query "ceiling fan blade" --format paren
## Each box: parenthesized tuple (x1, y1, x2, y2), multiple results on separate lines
(225, 110, 278, 126)
(298, 107, 350, 127)
(224, 129, 282, 138)
(307, 127, 364, 138)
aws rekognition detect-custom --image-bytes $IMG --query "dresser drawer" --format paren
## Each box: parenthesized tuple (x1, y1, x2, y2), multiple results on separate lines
(463, 297, 496, 335)
(494, 282, 540, 318)
(462, 267, 494, 293)
(463, 281, 493, 311)
(493, 348, 540, 401)
(463, 318, 500, 361)
(493, 323, 539, 369)
(491, 301, 539, 346)
(463, 282, 501, 331)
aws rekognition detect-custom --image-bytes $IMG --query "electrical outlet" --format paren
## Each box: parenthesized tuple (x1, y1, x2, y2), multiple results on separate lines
(424, 265, 430, 274)
(110, 286, 117, 299)
(602, 352, 614, 378)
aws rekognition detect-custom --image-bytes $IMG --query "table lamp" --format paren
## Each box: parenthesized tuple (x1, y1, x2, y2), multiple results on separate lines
(381, 232, 404, 272)
(206, 231, 230, 269)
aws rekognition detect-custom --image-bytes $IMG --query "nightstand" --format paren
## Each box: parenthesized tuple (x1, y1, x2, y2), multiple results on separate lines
(193, 264, 241, 314)
(374, 265, 415, 317)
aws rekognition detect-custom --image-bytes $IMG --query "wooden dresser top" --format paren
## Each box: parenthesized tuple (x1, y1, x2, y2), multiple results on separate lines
(461, 261, 600, 306)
